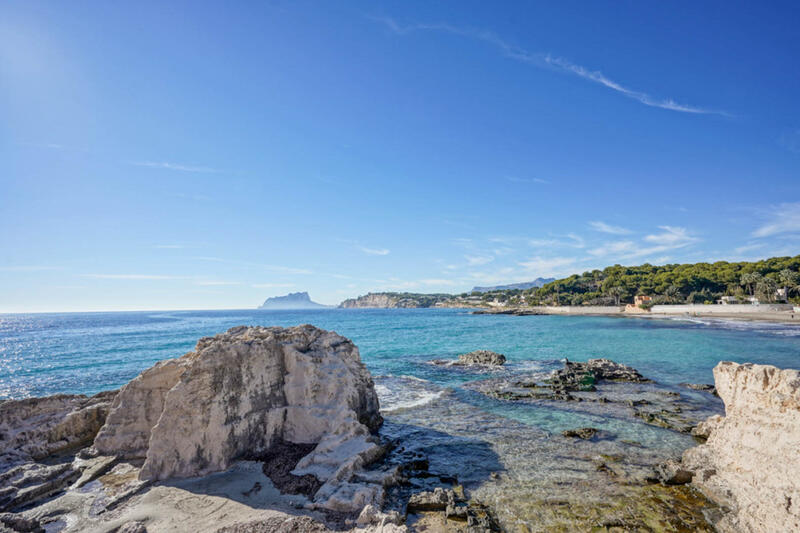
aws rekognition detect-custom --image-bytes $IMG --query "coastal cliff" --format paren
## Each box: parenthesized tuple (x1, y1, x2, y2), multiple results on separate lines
(683, 362, 800, 532)
(339, 292, 452, 308)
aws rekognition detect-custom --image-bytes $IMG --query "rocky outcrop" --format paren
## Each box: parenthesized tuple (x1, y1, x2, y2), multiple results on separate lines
(0, 391, 116, 465)
(457, 350, 506, 366)
(338, 293, 451, 309)
(682, 362, 800, 533)
(93, 358, 190, 458)
(92, 325, 384, 512)
(339, 294, 403, 308)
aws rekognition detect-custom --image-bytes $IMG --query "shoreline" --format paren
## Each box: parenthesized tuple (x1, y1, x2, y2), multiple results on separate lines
(472, 306, 800, 324)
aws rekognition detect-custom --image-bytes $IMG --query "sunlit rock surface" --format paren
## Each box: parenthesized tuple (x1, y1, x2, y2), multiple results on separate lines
(683, 361, 800, 533)
(94, 325, 384, 512)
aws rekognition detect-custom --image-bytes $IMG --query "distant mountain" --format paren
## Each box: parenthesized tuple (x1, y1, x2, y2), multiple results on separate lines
(258, 292, 329, 310)
(471, 278, 555, 293)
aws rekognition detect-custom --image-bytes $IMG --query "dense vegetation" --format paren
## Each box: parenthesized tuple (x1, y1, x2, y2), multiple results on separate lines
(469, 256, 800, 307)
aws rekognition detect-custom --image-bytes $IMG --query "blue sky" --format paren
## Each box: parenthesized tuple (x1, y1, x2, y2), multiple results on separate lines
(1, 1, 799, 312)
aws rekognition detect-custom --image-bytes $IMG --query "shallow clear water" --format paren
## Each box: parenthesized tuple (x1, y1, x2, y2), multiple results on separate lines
(3, 309, 800, 529)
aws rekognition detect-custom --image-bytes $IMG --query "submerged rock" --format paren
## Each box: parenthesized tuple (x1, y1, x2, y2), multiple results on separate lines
(683, 362, 800, 533)
(457, 350, 506, 366)
(561, 427, 598, 440)
(92, 325, 385, 513)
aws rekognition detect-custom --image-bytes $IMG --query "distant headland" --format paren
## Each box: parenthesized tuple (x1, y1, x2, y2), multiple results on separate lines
(258, 292, 329, 310)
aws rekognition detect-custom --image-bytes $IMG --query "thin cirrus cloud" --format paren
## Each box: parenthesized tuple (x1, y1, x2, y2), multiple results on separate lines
(358, 246, 390, 256)
(374, 16, 727, 116)
(83, 274, 185, 280)
(589, 226, 698, 259)
(506, 176, 549, 184)
(129, 161, 220, 173)
(588, 221, 633, 235)
(465, 255, 494, 266)
(751, 202, 800, 238)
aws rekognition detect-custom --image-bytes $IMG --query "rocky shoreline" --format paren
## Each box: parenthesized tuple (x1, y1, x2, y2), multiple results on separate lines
(1, 325, 797, 532)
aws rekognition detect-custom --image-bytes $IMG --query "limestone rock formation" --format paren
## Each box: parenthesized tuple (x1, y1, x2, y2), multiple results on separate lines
(93, 358, 190, 458)
(457, 350, 506, 366)
(682, 362, 800, 533)
(0, 391, 116, 465)
(92, 325, 384, 512)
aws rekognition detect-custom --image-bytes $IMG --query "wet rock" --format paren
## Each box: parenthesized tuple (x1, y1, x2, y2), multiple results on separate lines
(252, 440, 321, 497)
(654, 459, 694, 485)
(457, 351, 506, 366)
(115, 522, 148, 533)
(633, 408, 694, 433)
(680, 383, 717, 394)
(0, 391, 116, 465)
(561, 427, 598, 440)
(0, 512, 44, 533)
(407, 487, 455, 512)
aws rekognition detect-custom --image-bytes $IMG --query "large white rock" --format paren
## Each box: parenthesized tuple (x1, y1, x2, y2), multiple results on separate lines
(683, 361, 800, 533)
(93, 357, 192, 458)
(92, 325, 384, 512)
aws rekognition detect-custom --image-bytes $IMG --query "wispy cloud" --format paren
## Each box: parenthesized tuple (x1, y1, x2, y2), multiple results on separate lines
(542, 55, 728, 116)
(518, 256, 576, 274)
(374, 16, 727, 116)
(589, 226, 698, 259)
(194, 280, 241, 286)
(84, 274, 184, 280)
(507, 176, 549, 184)
(192, 256, 313, 274)
(358, 246, 391, 256)
(643, 226, 698, 247)
(588, 240, 636, 256)
(130, 161, 219, 173)
(734, 243, 766, 254)
(465, 255, 494, 266)
(589, 221, 632, 235)
(752, 202, 800, 238)
(252, 283, 295, 289)
(529, 233, 585, 249)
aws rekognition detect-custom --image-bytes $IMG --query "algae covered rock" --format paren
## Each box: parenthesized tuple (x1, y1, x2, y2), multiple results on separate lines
(457, 350, 506, 366)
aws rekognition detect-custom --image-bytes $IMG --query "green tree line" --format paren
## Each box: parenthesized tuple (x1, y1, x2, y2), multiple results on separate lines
(467, 256, 800, 306)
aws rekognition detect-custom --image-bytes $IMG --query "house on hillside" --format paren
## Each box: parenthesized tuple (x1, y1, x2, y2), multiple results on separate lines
(625, 295, 652, 313)
(718, 296, 739, 305)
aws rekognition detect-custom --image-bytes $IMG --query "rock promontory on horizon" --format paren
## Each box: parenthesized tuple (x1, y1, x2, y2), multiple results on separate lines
(258, 291, 329, 310)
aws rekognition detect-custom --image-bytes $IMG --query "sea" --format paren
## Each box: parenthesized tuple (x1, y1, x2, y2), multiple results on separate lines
(2, 308, 800, 527)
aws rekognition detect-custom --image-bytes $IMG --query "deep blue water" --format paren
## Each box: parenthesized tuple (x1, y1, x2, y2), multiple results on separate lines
(2, 308, 800, 400)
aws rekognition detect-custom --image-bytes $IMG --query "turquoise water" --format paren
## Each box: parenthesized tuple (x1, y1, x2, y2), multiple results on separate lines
(4, 308, 800, 527)
(2, 308, 799, 400)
